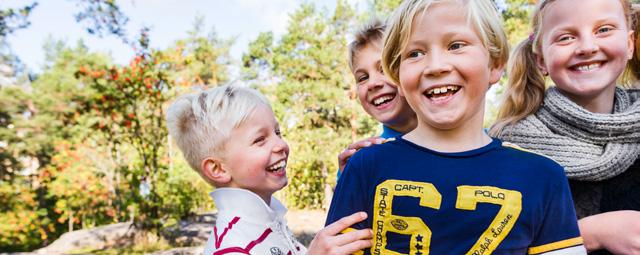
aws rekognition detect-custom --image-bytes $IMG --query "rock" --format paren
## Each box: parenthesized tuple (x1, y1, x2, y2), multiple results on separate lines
(36, 222, 136, 254)
(150, 246, 204, 255)
(161, 214, 216, 247)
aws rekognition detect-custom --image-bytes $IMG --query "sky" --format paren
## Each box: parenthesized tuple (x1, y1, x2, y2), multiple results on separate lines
(3, 0, 365, 74)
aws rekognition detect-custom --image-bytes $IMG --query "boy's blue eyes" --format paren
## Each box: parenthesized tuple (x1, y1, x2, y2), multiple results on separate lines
(254, 130, 282, 144)
(596, 26, 614, 34)
(406, 43, 466, 58)
(253, 136, 265, 144)
(357, 74, 369, 83)
(449, 42, 465, 50)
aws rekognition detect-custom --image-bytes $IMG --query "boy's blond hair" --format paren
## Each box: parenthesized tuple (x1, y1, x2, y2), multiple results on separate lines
(166, 85, 270, 183)
(491, 0, 639, 136)
(348, 17, 387, 72)
(381, 0, 508, 85)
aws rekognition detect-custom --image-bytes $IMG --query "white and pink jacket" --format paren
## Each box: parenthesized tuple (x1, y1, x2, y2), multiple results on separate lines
(203, 188, 307, 255)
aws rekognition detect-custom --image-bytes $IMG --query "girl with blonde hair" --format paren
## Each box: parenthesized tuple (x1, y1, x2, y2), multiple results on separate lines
(491, 0, 640, 253)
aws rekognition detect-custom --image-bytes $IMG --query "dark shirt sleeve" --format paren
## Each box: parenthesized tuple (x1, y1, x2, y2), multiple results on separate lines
(529, 162, 584, 254)
(325, 150, 372, 230)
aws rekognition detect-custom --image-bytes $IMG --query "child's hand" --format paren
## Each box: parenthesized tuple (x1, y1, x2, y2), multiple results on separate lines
(307, 212, 372, 255)
(579, 210, 640, 253)
(338, 137, 391, 174)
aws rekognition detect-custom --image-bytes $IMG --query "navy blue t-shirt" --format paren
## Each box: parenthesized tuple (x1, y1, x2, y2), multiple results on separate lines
(326, 137, 584, 255)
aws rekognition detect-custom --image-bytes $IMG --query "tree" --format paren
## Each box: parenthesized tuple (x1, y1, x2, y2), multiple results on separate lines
(244, 1, 378, 209)
(164, 16, 233, 87)
(71, 0, 129, 42)
(0, 3, 37, 38)
(74, 29, 173, 230)
(0, 39, 113, 251)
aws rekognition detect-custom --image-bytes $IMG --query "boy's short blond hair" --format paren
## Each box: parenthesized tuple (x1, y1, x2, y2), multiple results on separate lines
(166, 85, 270, 181)
(382, 0, 509, 85)
(347, 17, 387, 72)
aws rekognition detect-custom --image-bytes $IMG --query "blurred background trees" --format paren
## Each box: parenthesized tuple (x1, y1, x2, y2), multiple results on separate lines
(0, 0, 545, 252)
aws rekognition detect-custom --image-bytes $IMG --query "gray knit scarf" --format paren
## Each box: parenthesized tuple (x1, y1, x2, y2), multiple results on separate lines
(498, 87, 640, 181)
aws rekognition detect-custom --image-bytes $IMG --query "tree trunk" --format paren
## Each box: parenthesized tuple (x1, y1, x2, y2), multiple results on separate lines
(168, 134, 173, 172)
(68, 209, 74, 233)
(322, 165, 332, 209)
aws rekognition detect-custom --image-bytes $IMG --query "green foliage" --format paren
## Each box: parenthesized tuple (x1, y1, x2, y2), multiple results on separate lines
(0, 179, 50, 252)
(501, 0, 535, 46)
(0, 86, 29, 180)
(244, 1, 378, 209)
(0, 40, 114, 250)
(155, 159, 213, 225)
(45, 141, 115, 230)
(75, 30, 174, 230)
(71, 0, 129, 42)
(164, 16, 234, 86)
(373, 0, 402, 17)
(0, 2, 37, 38)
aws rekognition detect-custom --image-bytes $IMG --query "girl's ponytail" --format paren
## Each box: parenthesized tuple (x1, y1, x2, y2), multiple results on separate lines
(490, 38, 546, 136)
(623, 3, 640, 87)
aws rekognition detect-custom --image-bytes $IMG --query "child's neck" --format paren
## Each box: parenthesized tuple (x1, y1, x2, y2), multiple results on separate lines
(404, 118, 491, 153)
(259, 194, 271, 206)
(387, 117, 418, 134)
(561, 86, 616, 114)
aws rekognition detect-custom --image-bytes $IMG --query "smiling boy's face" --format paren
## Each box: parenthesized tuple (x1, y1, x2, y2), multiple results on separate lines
(352, 41, 416, 130)
(398, 1, 502, 131)
(219, 104, 289, 203)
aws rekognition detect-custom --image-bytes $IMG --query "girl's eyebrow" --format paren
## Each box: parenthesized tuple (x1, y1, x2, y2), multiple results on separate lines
(548, 15, 624, 34)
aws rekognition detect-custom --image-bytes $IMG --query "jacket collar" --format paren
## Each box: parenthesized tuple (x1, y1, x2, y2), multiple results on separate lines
(211, 188, 287, 223)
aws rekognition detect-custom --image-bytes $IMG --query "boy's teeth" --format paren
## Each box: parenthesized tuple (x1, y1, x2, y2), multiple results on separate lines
(576, 63, 600, 71)
(268, 160, 286, 172)
(373, 95, 393, 106)
(428, 85, 459, 95)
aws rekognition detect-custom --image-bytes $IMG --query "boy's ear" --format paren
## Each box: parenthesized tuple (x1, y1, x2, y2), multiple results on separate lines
(489, 64, 504, 85)
(535, 54, 548, 76)
(201, 157, 231, 184)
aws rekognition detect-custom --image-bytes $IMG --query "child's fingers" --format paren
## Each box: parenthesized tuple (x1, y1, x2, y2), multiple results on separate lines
(322, 212, 368, 236)
(333, 228, 373, 247)
(369, 136, 386, 144)
(339, 137, 388, 172)
(338, 148, 357, 173)
(336, 239, 372, 255)
(347, 139, 373, 150)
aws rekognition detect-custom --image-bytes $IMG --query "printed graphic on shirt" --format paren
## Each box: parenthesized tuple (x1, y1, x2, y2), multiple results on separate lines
(372, 180, 522, 255)
(270, 247, 284, 255)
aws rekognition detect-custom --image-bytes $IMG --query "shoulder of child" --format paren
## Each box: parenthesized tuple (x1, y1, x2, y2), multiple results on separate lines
(499, 141, 566, 178)
(351, 137, 400, 155)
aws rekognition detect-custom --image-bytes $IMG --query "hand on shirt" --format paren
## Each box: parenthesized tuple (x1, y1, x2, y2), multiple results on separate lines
(338, 137, 388, 174)
(307, 212, 372, 255)
(579, 210, 640, 254)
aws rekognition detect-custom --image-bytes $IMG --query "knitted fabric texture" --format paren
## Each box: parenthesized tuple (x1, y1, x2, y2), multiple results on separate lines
(497, 87, 640, 181)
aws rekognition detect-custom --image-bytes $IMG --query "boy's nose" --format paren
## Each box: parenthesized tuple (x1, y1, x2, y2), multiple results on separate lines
(367, 74, 385, 91)
(423, 53, 453, 77)
(273, 137, 289, 154)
